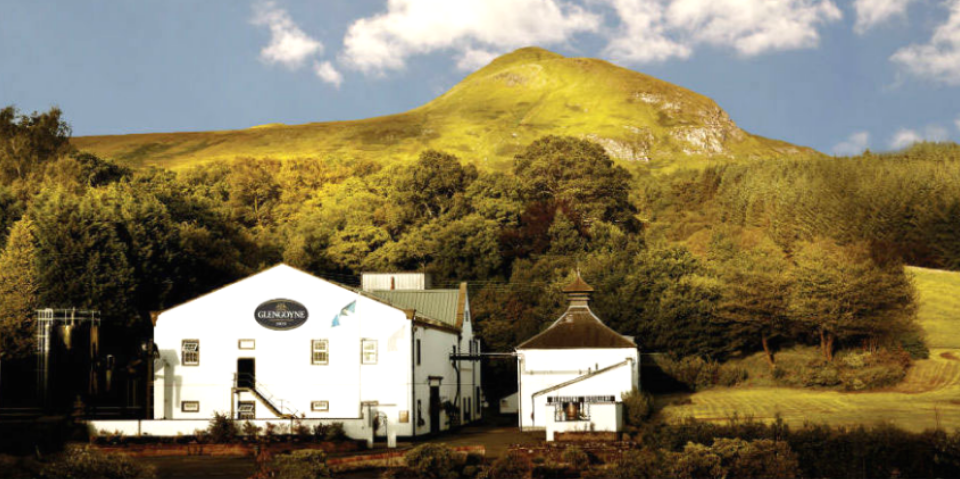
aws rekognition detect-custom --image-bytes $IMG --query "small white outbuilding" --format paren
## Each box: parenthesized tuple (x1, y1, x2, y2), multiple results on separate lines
(515, 273, 638, 439)
(147, 264, 481, 441)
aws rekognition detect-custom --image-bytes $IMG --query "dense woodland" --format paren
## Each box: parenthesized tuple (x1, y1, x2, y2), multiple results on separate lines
(1, 107, 958, 398)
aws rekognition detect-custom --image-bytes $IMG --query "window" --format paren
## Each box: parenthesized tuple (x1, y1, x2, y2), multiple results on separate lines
(238, 339, 255, 350)
(417, 399, 424, 426)
(311, 401, 329, 412)
(181, 340, 199, 366)
(237, 401, 255, 419)
(181, 401, 200, 413)
(312, 340, 329, 365)
(416, 339, 421, 365)
(476, 386, 481, 414)
(361, 339, 377, 364)
(552, 399, 590, 422)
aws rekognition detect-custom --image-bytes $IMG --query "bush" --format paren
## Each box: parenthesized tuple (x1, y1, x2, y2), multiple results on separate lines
(531, 460, 570, 479)
(325, 422, 346, 441)
(489, 450, 533, 479)
(621, 388, 654, 427)
(404, 443, 460, 479)
(241, 421, 261, 439)
(655, 355, 748, 390)
(292, 420, 312, 439)
(206, 411, 239, 443)
(271, 450, 331, 479)
(615, 448, 668, 479)
(671, 438, 798, 479)
(560, 447, 589, 470)
(40, 445, 156, 479)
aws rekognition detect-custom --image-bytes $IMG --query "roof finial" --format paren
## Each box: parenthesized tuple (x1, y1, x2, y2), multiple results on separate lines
(562, 269, 594, 308)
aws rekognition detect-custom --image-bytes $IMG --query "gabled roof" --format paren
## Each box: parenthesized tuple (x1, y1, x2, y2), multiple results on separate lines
(516, 306, 636, 350)
(366, 285, 466, 329)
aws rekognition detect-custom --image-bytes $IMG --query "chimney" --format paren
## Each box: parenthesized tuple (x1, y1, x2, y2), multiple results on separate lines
(562, 271, 594, 308)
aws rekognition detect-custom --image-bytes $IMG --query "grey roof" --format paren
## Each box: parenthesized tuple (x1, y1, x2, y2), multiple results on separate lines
(366, 290, 461, 328)
(516, 306, 636, 350)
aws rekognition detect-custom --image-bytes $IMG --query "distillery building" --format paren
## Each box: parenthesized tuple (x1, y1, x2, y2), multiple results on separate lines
(515, 273, 639, 439)
(147, 264, 481, 440)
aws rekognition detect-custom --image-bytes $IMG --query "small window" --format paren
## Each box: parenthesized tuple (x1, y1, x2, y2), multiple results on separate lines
(182, 340, 199, 366)
(238, 401, 255, 419)
(311, 401, 329, 412)
(417, 399, 423, 426)
(181, 401, 200, 413)
(362, 339, 377, 364)
(416, 339, 421, 365)
(238, 339, 255, 350)
(312, 340, 329, 365)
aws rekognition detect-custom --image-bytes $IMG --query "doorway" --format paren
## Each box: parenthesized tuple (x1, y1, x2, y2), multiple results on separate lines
(237, 358, 255, 389)
(429, 386, 441, 434)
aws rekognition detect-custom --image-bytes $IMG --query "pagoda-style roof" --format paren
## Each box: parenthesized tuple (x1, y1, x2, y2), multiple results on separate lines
(516, 273, 636, 350)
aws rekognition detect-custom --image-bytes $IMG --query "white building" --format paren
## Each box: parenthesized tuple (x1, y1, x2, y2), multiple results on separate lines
(147, 264, 481, 441)
(515, 274, 638, 439)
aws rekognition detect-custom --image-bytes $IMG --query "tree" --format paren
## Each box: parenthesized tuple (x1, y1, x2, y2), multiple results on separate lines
(790, 239, 917, 360)
(513, 135, 637, 230)
(393, 150, 477, 221)
(0, 106, 73, 184)
(0, 216, 40, 359)
(715, 236, 793, 368)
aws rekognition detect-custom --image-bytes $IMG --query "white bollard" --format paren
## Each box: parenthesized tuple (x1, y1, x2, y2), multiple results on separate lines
(387, 412, 397, 449)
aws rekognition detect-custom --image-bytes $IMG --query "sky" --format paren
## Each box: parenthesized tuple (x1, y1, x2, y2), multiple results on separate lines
(1, 0, 959, 155)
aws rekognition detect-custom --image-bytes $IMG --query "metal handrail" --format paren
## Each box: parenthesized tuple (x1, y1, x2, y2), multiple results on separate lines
(234, 373, 300, 418)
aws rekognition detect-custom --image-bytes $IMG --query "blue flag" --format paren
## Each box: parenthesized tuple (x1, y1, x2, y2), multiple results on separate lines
(332, 300, 356, 327)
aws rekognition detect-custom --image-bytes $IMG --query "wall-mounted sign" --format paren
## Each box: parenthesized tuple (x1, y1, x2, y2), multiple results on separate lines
(254, 299, 308, 330)
(547, 395, 615, 404)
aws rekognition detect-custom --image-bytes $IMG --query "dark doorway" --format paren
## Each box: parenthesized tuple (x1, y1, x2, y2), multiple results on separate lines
(429, 386, 441, 434)
(237, 359, 255, 389)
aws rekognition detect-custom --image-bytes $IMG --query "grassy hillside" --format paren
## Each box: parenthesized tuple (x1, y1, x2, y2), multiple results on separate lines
(661, 266, 960, 432)
(72, 47, 817, 171)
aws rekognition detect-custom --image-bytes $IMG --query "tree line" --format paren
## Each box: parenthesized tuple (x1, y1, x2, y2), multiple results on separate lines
(0, 107, 944, 399)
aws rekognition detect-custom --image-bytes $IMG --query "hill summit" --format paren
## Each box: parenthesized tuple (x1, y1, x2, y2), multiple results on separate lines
(72, 47, 816, 169)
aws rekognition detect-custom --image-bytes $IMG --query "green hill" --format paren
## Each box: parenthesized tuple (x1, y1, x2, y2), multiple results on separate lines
(72, 47, 818, 170)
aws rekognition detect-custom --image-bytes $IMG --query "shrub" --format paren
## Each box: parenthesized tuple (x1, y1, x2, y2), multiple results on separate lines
(615, 448, 669, 479)
(271, 450, 331, 479)
(404, 443, 460, 479)
(531, 460, 570, 479)
(324, 422, 346, 441)
(621, 388, 654, 427)
(40, 445, 156, 479)
(206, 412, 239, 443)
(292, 420, 312, 439)
(241, 421, 261, 439)
(489, 450, 533, 479)
(560, 447, 589, 470)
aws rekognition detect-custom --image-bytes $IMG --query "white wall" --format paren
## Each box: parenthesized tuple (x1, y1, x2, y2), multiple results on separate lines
(517, 348, 637, 430)
(545, 403, 622, 441)
(153, 264, 481, 440)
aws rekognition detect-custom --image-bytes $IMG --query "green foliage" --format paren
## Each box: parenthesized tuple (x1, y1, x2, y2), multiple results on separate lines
(270, 450, 331, 479)
(205, 412, 239, 443)
(654, 355, 748, 391)
(560, 447, 590, 469)
(0, 216, 40, 359)
(403, 443, 461, 479)
(40, 445, 156, 479)
(621, 387, 655, 427)
(489, 450, 533, 479)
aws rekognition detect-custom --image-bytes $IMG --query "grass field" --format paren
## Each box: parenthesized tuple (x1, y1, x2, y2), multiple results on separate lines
(71, 48, 816, 172)
(660, 266, 960, 432)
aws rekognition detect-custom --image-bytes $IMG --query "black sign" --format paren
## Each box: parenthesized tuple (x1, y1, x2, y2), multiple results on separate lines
(254, 299, 308, 330)
(547, 395, 616, 404)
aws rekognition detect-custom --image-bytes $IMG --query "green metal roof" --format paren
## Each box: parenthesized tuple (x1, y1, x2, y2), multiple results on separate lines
(366, 289, 461, 327)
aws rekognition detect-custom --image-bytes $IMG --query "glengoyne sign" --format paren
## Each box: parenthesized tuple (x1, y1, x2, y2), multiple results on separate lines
(254, 299, 308, 330)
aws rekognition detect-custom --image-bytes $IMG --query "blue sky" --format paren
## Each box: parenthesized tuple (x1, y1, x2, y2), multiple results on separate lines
(1, 0, 959, 154)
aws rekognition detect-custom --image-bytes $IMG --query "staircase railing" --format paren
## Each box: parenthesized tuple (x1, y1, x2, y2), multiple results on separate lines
(234, 373, 301, 418)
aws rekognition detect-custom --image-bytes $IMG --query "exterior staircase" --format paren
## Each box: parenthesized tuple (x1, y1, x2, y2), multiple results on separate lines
(234, 373, 300, 418)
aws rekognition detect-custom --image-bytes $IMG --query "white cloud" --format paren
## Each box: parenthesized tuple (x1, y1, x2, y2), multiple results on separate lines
(832, 131, 870, 156)
(252, 1, 324, 69)
(890, 0, 960, 85)
(314, 61, 344, 87)
(603, 0, 842, 63)
(889, 125, 949, 149)
(853, 0, 914, 34)
(603, 0, 691, 63)
(955, 115, 960, 132)
(455, 48, 501, 71)
(341, 0, 601, 73)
